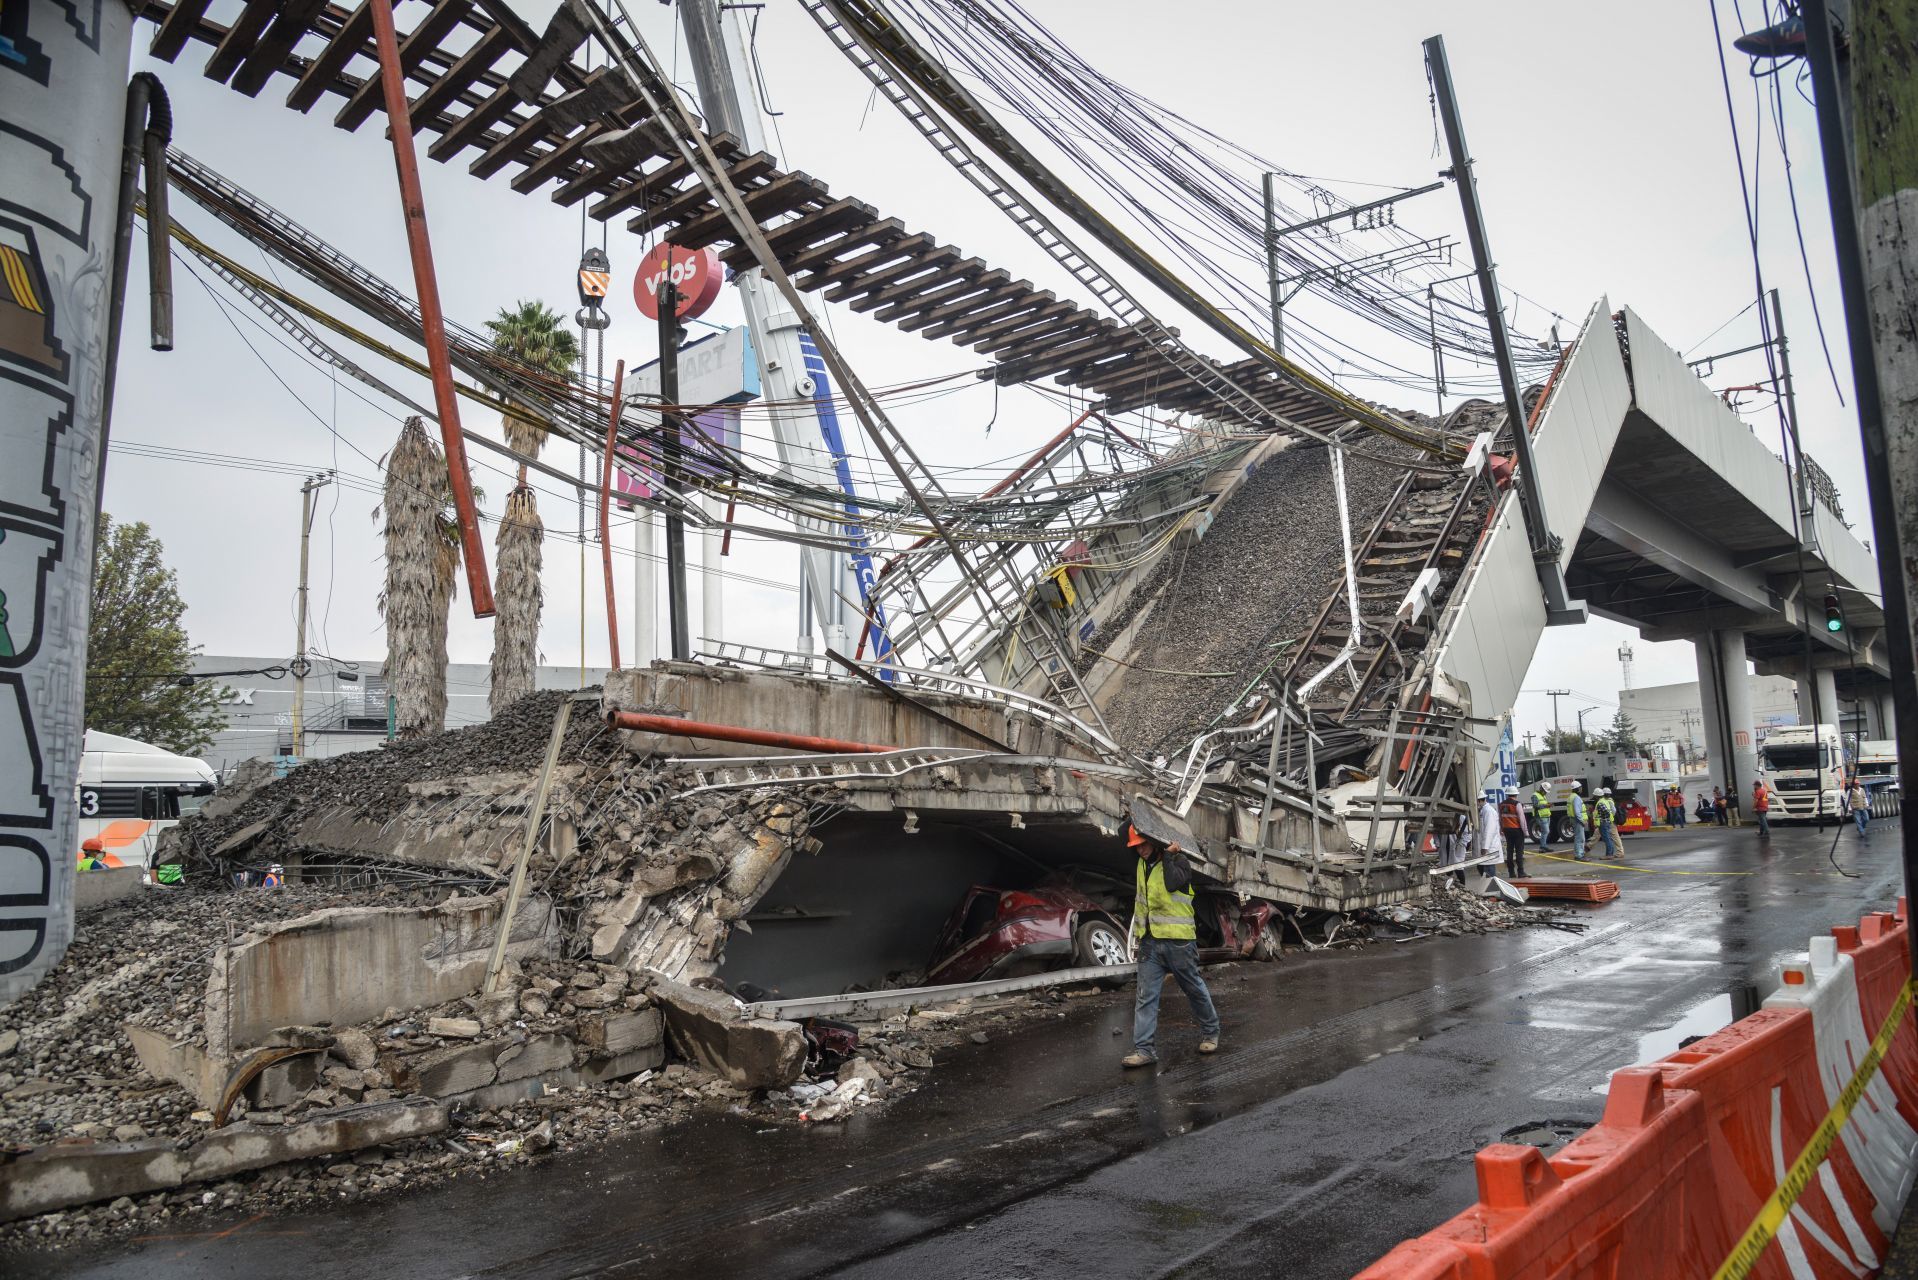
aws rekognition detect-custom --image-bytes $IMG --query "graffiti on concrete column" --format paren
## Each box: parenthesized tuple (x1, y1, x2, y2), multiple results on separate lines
(0, 0, 130, 997)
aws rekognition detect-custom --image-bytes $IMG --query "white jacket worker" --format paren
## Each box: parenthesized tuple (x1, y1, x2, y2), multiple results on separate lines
(1477, 793, 1501, 876)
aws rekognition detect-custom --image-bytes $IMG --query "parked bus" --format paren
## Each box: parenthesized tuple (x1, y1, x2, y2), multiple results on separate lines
(1853, 738, 1900, 817)
(76, 731, 217, 871)
(1757, 723, 1845, 822)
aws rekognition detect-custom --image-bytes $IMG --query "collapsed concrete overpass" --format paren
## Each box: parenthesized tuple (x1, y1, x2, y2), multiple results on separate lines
(1429, 302, 1885, 797)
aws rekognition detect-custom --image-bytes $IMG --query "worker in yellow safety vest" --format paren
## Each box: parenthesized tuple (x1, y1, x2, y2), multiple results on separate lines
(1529, 785, 1554, 853)
(1121, 823, 1220, 1069)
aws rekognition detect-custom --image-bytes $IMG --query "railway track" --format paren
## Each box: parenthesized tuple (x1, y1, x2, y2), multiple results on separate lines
(1282, 415, 1497, 720)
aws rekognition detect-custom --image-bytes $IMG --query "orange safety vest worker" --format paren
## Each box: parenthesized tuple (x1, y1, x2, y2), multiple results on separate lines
(1753, 783, 1770, 813)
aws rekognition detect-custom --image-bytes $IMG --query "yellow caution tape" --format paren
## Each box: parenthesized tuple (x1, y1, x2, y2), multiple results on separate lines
(1713, 976, 1918, 1280)
(1532, 852, 1757, 877)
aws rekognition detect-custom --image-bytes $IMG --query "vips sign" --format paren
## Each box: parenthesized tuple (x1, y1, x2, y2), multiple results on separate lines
(633, 243, 723, 321)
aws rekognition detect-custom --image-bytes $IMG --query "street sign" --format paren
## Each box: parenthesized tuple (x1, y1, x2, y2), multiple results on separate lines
(1497, 722, 1518, 794)
(633, 242, 723, 320)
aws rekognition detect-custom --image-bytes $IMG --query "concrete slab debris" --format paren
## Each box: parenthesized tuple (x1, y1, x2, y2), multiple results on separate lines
(653, 979, 805, 1090)
(0, 1099, 447, 1222)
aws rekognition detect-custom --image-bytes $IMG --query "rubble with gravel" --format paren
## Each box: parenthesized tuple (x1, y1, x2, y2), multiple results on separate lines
(1096, 442, 1417, 755)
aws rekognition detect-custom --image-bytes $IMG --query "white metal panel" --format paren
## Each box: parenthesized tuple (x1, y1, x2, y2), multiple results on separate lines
(1530, 300, 1634, 573)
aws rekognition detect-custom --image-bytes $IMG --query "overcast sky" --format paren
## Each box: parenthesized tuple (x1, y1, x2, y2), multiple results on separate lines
(109, 0, 1859, 748)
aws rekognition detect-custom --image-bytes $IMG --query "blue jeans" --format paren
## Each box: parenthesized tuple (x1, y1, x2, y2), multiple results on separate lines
(1572, 824, 1587, 860)
(1132, 936, 1220, 1058)
(1599, 825, 1619, 859)
(1856, 808, 1870, 837)
(1756, 810, 1770, 836)
(1532, 816, 1552, 851)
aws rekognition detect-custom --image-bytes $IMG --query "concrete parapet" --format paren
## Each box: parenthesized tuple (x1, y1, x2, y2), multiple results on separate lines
(74, 867, 145, 911)
(203, 894, 558, 1058)
(602, 663, 1087, 760)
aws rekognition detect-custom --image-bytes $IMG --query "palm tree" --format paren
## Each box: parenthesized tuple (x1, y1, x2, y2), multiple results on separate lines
(381, 416, 457, 739)
(483, 301, 578, 713)
(484, 300, 579, 480)
(489, 487, 544, 714)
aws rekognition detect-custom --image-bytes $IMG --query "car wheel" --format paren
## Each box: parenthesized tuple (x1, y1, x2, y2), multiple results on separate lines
(1075, 918, 1129, 968)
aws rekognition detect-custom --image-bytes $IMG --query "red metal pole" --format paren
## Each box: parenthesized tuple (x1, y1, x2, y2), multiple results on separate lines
(599, 360, 626, 670)
(606, 710, 893, 754)
(368, 0, 494, 617)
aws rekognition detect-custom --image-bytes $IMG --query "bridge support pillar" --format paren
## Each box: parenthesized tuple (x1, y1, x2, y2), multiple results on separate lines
(1696, 630, 1759, 800)
(1814, 668, 1839, 732)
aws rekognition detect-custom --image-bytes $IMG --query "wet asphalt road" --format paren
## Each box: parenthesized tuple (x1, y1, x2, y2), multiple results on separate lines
(8, 819, 1904, 1279)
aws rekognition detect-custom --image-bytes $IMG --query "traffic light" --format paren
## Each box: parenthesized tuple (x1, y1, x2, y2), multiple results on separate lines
(1824, 593, 1844, 634)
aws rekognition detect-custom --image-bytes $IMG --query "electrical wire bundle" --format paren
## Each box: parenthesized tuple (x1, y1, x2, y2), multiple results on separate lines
(872, 0, 1564, 397)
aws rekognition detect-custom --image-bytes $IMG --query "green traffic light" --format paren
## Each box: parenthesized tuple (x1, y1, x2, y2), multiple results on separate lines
(1827, 616, 1844, 633)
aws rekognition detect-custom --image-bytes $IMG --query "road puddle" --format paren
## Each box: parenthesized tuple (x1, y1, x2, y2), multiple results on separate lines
(1590, 984, 1761, 1094)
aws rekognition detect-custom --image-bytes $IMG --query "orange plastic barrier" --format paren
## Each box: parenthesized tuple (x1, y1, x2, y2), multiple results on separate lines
(1510, 877, 1620, 903)
(1354, 903, 1917, 1280)
(1660, 1007, 1885, 1277)
(1837, 902, 1918, 1135)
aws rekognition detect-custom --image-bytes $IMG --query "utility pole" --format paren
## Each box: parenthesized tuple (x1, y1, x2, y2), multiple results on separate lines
(676, 0, 865, 655)
(658, 279, 692, 661)
(1522, 730, 1536, 755)
(1424, 34, 1584, 627)
(1546, 688, 1572, 746)
(1801, 0, 1918, 968)
(1576, 705, 1598, 751)
(291, 472, 334, 759)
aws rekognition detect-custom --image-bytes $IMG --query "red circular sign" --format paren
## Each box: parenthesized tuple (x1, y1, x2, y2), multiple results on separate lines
(633, 242, 724, 321)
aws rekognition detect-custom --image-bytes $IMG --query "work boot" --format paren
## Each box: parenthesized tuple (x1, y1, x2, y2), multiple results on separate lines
(1121, 1052, 1155, 1069)
(1198, 1039, 1219, 1055)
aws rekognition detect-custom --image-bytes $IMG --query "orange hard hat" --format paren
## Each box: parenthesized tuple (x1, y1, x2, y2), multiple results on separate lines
(1125, 824, 1150, 848)
(82, 837, 104, 853)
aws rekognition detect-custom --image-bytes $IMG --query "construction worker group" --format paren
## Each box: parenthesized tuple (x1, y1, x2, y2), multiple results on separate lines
(1523, 779, 1620, 863)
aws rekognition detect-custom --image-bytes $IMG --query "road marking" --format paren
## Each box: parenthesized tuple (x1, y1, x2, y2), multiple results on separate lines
(1534, 851, 1756, 876)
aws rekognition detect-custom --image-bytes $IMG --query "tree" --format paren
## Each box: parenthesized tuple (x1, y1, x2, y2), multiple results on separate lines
(489, 488, 543, 714)
(85, 516, 224, 755)
(483, 301, 576, 713)
(483, 301, 578, 481)
(381, 417, 460, 739)
(1540, 728, 1594, 754)
(1606, 709, 1643, 754)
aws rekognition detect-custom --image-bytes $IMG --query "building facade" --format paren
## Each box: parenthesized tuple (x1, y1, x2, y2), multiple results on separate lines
(191, 655, 610, 774)
(1620, 676, 1801, 764)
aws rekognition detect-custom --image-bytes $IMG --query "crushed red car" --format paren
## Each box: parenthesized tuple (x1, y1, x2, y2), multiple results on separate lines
(924, 871, 1284, 987)
(925, 883, 1127, 985)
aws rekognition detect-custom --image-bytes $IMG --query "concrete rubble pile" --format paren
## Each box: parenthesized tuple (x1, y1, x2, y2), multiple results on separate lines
(0, 689, 881, 1242)
(1092, 441, 1419, 756)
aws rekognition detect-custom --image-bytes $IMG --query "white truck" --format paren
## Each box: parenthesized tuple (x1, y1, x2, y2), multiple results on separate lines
(1514, 749, 1680, 839)
(1757, 723, 1846, 822)
(1853, 738, 1900, 817)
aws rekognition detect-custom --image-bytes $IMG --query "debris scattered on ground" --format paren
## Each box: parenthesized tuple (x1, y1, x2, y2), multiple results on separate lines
(1358, 876, 1583, 939)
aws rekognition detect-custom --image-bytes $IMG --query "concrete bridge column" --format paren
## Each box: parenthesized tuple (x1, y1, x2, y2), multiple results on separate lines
(1813, 668, 1839, 731)
(1880, 690, 1898, 740)
(1696, 634, 1730, 795)
(1795, 672, 1816, 726)
(1696, 631, 1759, 798)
